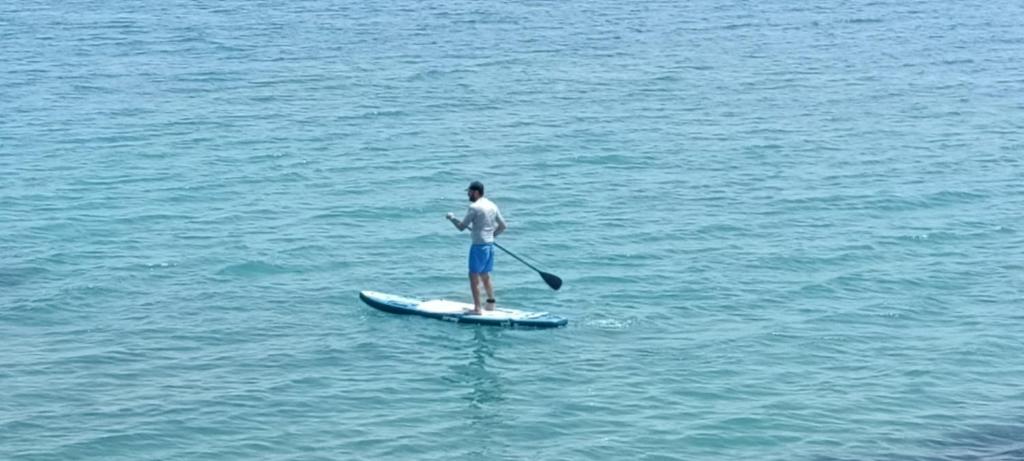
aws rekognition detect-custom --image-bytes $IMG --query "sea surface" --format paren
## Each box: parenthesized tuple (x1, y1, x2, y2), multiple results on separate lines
(3, 0, 1024, 459)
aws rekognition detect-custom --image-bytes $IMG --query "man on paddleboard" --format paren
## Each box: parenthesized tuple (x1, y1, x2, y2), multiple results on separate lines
(446, 181, 506, 315)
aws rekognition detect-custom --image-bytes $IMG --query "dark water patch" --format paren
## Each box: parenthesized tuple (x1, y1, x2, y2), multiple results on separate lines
(843, 17, 885, 24)
(0, 265, 51, 288)
(939, 58, 976, 66)
(753, 250, 882, 273)
(921, 420, 1024, 461)
(863, 190, 989, 212)
(695, 223, 754, 235)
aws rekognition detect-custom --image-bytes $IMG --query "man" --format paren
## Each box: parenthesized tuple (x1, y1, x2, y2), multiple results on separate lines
(446, 181, 506, 315)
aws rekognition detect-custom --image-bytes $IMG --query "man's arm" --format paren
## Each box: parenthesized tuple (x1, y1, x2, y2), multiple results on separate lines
(494, 211, 507, 237)
(446, 211, 471, 231)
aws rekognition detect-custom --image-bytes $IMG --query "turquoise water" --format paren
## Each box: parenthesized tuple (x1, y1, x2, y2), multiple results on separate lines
(3, 0, 1024, 459)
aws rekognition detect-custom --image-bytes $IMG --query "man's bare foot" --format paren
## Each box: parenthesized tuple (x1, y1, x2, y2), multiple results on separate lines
(464, 308, 482, 316)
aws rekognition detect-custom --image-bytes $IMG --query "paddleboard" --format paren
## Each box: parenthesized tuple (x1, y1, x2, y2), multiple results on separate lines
(359, 290, 568, 328)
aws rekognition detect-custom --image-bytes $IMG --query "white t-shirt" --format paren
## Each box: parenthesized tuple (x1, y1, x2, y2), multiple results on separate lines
(460, 197, 505, 244)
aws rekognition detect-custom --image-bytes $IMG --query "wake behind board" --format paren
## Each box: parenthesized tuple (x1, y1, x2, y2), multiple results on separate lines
(359, 291, 568, 328)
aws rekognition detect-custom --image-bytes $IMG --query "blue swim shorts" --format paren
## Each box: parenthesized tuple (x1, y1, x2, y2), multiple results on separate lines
(468, 243, 495, 274)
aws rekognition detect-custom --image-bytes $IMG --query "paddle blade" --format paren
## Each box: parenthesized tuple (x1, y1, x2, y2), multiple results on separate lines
(541, 271, 563, 291)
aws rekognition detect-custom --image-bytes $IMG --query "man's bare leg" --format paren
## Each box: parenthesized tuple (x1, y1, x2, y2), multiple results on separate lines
(481, 273, 495, 311)
(468, 273, 483, 314)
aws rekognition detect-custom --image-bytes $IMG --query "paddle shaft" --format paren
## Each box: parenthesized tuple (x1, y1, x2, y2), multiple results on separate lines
(494, 242, 563, 290)
(493, 242, 541, 273)
(456, 222, 537, 271)
(453, 220, 562, 290)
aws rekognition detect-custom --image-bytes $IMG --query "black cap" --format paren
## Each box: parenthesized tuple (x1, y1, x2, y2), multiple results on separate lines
(467, 181, 485, 193)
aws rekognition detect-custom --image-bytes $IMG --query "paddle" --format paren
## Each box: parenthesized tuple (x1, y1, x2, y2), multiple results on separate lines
(493, 242, 562, 291)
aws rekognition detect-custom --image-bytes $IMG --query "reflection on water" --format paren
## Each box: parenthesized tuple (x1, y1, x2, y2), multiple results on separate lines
(445, 327, 513, 459)
(466, 328, 506, 409)
(445, 327, 507, 423)
(930, 420, 1024, 461)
